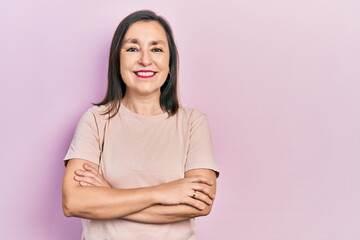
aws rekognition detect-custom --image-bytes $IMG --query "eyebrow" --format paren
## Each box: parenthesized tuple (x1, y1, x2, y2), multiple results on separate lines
(123, 38, 166, 45)
(150, 40, 166, 45)
(124, 38, 139, 44)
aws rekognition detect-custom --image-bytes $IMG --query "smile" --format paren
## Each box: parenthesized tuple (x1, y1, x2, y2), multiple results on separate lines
(134, 70, 156, 78)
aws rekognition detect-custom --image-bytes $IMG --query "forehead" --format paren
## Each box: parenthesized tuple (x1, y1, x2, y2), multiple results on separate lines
(123, 21, 168, 43)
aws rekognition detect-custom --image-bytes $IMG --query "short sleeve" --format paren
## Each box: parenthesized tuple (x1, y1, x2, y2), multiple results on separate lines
(63, 108, 104, 166)
(185, 111, 219, 177)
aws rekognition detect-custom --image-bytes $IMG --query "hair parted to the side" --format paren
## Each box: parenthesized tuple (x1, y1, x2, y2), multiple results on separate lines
(95, 10, 180, 118)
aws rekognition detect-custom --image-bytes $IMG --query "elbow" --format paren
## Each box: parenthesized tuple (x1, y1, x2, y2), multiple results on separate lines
(63, 207, 72, 218)
(62, 202, 75, 217)
(62, 196, 76, 217)
(197, 204, 213, 217)
(62, 191, 82, 217)
(62, 191, 102, 219)
(202, 205, 213, 216)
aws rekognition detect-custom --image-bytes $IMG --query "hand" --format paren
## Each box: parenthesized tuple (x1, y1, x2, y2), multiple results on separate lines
(154, 176, 215, 210)
(74, 164, 111, 188)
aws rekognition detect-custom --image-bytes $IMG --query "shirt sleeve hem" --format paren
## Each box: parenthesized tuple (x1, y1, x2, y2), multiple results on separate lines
(63, 154, 100, 167)
(185, 163, 220, 178)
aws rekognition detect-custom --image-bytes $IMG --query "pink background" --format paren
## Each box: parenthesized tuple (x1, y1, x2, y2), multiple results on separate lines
(1, 0, 359, 239)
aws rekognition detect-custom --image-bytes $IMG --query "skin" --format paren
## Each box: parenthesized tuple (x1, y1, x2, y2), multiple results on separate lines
(68, 161, 217, 223)
(120, 20, 170, 115)
(62, 21, 217, 223)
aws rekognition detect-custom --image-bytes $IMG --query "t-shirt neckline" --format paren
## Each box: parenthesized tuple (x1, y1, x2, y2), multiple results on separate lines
(119, 103, 169, 120)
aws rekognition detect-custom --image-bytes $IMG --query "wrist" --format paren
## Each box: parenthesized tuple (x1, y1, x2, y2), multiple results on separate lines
(149, 185, 162, 205)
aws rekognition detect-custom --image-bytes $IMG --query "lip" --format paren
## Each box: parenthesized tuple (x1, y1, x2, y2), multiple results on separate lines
(134, 70, 156, 79)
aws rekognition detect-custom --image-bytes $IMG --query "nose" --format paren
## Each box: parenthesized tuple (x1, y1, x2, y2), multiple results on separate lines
(138, 50, 152, 66)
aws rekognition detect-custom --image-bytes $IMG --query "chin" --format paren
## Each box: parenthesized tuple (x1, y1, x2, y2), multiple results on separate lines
(136, 88, 161, 96)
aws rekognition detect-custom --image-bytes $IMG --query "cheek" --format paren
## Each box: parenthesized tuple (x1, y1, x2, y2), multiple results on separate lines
(119, 65, 132, 84)
(120, 53, 137, 67)
(120, 58, 129, 69)
(120, 57, 134, 76)
(156, 55, 170, 70)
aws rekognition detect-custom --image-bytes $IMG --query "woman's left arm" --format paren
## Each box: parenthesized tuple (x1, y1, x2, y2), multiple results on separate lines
(125, 113, 219, 223)
(75, 166, 217, 223)
(123, 169, 217, 223)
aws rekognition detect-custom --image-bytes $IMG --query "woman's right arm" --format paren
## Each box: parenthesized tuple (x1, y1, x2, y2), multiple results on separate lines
(62, 158, 214, 220)
(62, 159, 159, 219)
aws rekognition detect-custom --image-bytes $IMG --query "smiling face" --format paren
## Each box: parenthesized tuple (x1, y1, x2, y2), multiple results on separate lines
(120, 21, 170, 98)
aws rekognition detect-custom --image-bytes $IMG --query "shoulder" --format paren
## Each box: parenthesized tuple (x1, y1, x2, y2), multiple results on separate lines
(86, 105, 108, 116)
(176, 106, 208, 123)
(80, 105, 109, 124)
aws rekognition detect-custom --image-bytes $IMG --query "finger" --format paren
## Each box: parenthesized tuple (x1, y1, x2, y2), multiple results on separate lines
(183, 197, 207, 210)
(75, 169, 99, 179)
(188, 175, 213, 186)
(75, 169, 111, 188)
(82, 165, 106, 184)
(82, 170, 100, 178)
(74, 169, 86, 176)
(80, 169, 104, 184)
(79, 181, 90, 186)
(192, 191, 213, 205)
(74, 175, 98, 186)
(191, 183, 215, 199)
(83, 164, 99, 174)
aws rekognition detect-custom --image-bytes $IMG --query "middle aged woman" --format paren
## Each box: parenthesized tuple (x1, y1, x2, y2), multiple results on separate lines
(62, 10, 219, 240)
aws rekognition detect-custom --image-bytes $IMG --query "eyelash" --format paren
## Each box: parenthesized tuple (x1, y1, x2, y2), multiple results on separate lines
(152, 48, 163, 52)
(125, 47, 163, 52)
(126, 47, 138, 52)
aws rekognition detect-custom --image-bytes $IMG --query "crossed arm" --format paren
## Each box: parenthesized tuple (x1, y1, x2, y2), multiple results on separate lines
(62, 158, 217, 223)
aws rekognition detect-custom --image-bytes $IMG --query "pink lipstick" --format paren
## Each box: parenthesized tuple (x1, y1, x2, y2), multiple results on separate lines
(134, 70, 156, 79)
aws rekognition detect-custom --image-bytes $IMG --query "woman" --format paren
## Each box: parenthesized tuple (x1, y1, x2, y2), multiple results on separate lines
(62, 10, 219, 240)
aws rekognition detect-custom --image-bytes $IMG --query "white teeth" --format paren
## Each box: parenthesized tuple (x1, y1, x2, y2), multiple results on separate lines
(136, 71, 155, 77)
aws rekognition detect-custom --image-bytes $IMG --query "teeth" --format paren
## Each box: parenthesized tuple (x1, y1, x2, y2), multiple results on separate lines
(136, 71, 155, 77)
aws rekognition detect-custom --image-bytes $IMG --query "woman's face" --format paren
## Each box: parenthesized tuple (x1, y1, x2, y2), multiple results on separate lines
(120, 21, 170, 98)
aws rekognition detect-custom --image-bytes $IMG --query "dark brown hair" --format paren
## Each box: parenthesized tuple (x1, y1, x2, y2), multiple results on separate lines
(95, 10, 180, 118)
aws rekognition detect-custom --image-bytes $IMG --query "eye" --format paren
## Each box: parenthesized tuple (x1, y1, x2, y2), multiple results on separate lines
(126, 47, 138, 52)
(152, 48, 163, 52)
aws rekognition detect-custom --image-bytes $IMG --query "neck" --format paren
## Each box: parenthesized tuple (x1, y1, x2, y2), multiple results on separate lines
(122, 92, 164, 116)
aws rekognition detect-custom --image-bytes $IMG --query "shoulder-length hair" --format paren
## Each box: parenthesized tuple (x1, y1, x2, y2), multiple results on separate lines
(95, 10, 180, 118)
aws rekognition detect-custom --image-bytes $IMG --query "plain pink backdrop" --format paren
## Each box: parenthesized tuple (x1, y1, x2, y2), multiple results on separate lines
(1, 0, 359, 239)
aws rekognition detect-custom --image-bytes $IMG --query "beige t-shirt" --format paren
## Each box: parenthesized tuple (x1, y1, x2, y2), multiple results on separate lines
(64, 104, 219, 240)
